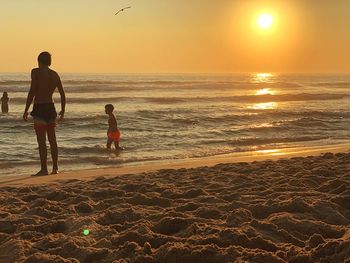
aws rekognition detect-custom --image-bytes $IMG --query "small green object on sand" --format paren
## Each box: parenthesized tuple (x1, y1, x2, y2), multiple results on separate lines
(83, 229, 90, 236)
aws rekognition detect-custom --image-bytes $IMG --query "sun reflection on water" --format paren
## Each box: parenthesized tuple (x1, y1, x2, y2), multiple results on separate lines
(253, 73, 273, 83)
(255, 88, 273, 95)
(249, 102, 278, 110)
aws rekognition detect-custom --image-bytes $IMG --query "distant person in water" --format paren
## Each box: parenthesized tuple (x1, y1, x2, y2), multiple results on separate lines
(105, 104, 121, 150)
(23, 52, 66, 176)
(1, 92, 9, 113)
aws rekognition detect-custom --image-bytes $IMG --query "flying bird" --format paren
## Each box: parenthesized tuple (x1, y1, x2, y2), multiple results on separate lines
(115, 6, 131, 15)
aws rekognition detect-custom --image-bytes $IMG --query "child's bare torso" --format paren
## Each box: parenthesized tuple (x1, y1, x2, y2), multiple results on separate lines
(108, 114, 118, 132)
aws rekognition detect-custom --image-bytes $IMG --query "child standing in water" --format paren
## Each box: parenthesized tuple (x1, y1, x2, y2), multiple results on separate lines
(1, 92, 9, 113)
(105, 104, 121, 150)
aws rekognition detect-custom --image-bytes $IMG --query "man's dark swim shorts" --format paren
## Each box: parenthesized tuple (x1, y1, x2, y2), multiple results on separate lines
(31, 103, 57, 131)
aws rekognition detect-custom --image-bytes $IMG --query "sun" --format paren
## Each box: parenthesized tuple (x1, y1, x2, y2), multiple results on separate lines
(257, 13, 273, 29)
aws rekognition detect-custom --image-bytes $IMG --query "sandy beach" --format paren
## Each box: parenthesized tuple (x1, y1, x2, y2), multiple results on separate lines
(0, 147, 349, 263)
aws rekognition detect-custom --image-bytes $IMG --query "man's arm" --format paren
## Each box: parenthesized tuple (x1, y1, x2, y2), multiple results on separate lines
(23, 69, 36, 121)
(57, 75, 66, 120)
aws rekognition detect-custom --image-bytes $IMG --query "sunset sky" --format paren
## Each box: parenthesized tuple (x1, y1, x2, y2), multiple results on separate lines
(0, 0, 350, 74)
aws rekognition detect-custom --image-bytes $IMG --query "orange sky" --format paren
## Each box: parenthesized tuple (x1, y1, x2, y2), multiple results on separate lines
(0, 0, 349, 74)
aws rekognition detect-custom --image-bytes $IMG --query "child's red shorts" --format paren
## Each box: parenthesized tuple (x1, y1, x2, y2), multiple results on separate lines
(108, 129, 121, 142)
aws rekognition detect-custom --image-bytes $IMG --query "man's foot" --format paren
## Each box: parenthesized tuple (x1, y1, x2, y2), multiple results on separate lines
(51, 169, 59, 175)
(31, 170, 49, 176)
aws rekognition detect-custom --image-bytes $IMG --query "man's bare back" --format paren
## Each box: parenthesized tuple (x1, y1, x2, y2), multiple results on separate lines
(31, 68, 62, 104)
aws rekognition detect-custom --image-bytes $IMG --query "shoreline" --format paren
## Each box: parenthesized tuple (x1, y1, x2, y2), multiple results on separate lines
(1, 142, 350, 187)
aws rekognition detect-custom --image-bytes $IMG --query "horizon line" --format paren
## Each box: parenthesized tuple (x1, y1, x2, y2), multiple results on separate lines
(1, 71, 350, 76)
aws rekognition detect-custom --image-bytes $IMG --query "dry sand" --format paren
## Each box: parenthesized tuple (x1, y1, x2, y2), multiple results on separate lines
(0, 148, 349, 262)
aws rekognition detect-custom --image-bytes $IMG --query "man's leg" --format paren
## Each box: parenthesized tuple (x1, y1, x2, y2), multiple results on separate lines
(47, 126, 58, 174)
(34, 127, 48, 175)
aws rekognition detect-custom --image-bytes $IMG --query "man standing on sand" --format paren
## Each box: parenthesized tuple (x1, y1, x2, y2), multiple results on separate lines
(23, 52, 66, 176)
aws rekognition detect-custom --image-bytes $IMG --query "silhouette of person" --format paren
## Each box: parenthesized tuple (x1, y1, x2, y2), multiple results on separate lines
(23, 52, 66, 176)
(1, 92, 9, 113)
(105, 104, 121, 150)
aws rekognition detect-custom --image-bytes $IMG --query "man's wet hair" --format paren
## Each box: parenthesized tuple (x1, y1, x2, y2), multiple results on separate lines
(38, 52, 52, 66)
(105, 104, 114, 111)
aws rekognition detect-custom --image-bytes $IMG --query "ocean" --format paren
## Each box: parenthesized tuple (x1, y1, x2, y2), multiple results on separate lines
(1, 73, 350, 177)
